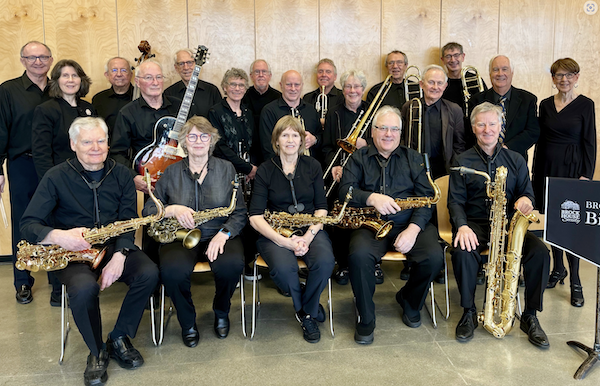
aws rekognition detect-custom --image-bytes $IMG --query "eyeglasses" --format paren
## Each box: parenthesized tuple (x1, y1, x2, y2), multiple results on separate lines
(187, 133, 210, 142)
(475, 122, 499, 129)
(137, 75, 165, 82)
(21, 55, 52, 63)
(373, 125, 401, 133)
(227, 82, 247, 89)
(553, 72, 577, 80)
(443, 53, 463, 61)
(387, 60, 406, 67)
(176, 61, 195, 67)
(110, 68, 130, 74)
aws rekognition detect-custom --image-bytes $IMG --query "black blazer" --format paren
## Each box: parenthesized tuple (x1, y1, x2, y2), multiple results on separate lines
(467, 86, 540, 159)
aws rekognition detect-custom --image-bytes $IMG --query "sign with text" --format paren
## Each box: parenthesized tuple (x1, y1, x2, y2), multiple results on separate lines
(544, 177, 600, 268)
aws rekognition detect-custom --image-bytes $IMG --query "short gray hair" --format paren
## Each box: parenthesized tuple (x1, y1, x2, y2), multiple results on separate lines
(69, 117, 108, 143)
(20, 41, 52, 57)
(422, 64, 448, 83)
(317, 58, 337, 75)
(489, 55, 514, 73)
(373, 106, 402, 132)
(104, 57, 132, 73)
(174, 48, 195, 64)
(340, 70, 367, 90)
(250, 59, 272, 75)
(470, 102, 503, 127)
(221, 68, 250, 92)
(136, 59, 163, 77)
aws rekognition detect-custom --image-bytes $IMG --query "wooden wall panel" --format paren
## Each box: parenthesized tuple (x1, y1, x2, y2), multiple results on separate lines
(188, 0, 255, 92)
(381, 0, 441, 81)
(255, 0, 319, 92)
(319, 0, 381, 92)
(117, 0, 189, 91)
(43, 0, 118, 100)
(0, 1, 45, 84)
(440, 0, 500, 86)
(0, 165, 11, 256)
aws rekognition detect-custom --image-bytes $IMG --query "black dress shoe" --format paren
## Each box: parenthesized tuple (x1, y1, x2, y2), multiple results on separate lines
(547, 269, 567, 289)
(571, 284, 584, 307)
(50, 291, 61, 307)
(395, 290, 421, 328)
(182, 324, 199, 347)
(334, 268, 349, 285)
(476, 269, 485, 285)
(106, 335, 144, 369)
(520, 314, 549, 348)
(374, 264, 384, 284)
(214, 316, 230, 339)
(434, 269, 445, 284)
(84, 349, 109, 386)
(400, 265, 410, 281)
(354, 329, 374, 345)
(16, 284, 33, 304)
(456, 310, 478, 342)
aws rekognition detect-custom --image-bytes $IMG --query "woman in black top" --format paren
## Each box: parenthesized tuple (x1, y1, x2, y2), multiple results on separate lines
(143, 116, 246, 347)
(32, 59, 96, 180)
(532, 58, 596, 307)
(249, 116, 335, 344)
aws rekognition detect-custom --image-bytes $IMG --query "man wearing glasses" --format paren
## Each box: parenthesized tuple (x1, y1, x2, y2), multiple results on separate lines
(164, 48, 221, 119)
(0, 41, 54, 304)
(338, 106, 444, 344)
(92, 57, 134, 138)
(366, 50, 409, 110)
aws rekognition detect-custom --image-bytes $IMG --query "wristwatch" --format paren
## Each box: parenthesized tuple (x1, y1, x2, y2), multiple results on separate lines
(117, 247, 130, 257)
(310, 228, 318, 236)
(219, 227, 231, 238)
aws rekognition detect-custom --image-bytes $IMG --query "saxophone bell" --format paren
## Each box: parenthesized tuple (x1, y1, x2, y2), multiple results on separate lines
(176, 228, 202, 249)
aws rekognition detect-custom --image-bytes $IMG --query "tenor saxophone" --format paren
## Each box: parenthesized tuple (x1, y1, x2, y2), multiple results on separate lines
(15, 173, 165, 272)
(451, 166, 539, 338)
(148, 180, 239, 248)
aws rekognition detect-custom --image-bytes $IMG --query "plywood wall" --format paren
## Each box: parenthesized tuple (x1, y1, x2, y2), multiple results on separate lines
(1, 0, 599, 256)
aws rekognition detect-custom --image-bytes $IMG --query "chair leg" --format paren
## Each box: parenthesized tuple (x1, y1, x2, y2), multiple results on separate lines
(251, 259, 258, 340)
(515, 287, 523, 321)
(427, 281, 438, 328)
(327, 278, 334, 338)
(433, 247, 450, 320)
(240, 274, 247, 337)
(150, 291, 157, 346)
(59, 284, 70, 364)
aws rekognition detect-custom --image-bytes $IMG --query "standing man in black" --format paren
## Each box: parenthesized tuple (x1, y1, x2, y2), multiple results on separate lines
(468, 55, 540, 158)
(92, 57, 134, 139)
(366, 50, 408, 110)
(164, 48, 221, 119)
(302, 58, 344, 123)
(0, 41, 53, 304)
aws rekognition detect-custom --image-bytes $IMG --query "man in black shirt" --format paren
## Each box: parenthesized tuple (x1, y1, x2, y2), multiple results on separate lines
(366, 50, 408, 110)
(92, 57, 134, 139)
(449, 102, 550, 348)
(0, 41, 53, 304)
(21, 117, 159, 386)
(164, 48, 221, 119)
(259, 70, 321, 161)
(339, 106, 444, 344)
(302, 58, 344, 126)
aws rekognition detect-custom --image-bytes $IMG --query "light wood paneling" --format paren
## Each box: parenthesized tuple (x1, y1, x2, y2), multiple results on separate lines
(117, 0, 189, 91)
(440, 0, 500, 86)
(319, 0, 381, 92)
(43, 0, 118, 100)
(381, 0, 441, 80)
(0, 165, 11, 256)
(0, 1, 45, 83)
(255, 0, 319, 92)
(188, 0, 255, 92)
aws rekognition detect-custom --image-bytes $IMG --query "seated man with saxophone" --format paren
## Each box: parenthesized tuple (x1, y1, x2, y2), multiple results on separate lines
(249, 115, 335, 344)
(143, 116, 246, 346)
(449, 102, 550, 347)
(338, 106, 444, 344)
(20, 117, 159, 386)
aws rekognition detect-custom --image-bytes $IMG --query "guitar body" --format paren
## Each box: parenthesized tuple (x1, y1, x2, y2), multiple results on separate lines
(132, 116, 185, 179)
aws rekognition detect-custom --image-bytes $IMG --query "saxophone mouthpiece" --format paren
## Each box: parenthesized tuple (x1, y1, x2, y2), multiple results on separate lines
(233, 176, 239, 188)
(451, 166, 476, 175)
(423, 153, 431, 173)
(345, 186, 353, 201)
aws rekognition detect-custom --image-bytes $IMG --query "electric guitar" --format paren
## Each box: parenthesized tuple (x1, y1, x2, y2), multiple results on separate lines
(132, 45, 209, 181)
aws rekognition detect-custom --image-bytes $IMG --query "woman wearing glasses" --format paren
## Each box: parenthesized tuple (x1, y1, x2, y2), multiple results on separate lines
(532, 58, 596, 307)
(143, 116, 246, 347)
(249, 116, 335, 344)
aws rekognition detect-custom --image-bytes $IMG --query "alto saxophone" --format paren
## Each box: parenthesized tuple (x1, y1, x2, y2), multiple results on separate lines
(15, 173, 165, 272)
(148, 180, 239, 248)
(265, 187, 353, 237)
(451, 166, 539, 338)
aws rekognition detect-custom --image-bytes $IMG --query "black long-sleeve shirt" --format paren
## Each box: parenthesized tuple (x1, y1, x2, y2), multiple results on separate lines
(0, 72, 51, 175)
(32, 97, 97, 180)
(91, 84, 134, 138)
(302, 86, 344, 112)
(20, 158, 138, 252)
(448, 144, 534, 229)
(143, 157, 247, 242)
(338, 145, 434, 230)
(366, 81, 406, 110)
(164, 79, 222, 119)
(209, 98, 255, 174)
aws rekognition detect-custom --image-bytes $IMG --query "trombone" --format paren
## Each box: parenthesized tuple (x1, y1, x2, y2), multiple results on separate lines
(404, 65, 423, 101)
(461, 65, 484, 118)
(291, 108, 311, 156)
(407, 98, 423, 153)
(315, 85, 328, 127)
(323, 75, 393, 197)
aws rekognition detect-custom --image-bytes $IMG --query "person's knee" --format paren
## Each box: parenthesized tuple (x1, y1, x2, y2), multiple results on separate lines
(213, 257, 244, 282)
(68, 278, 100, 303)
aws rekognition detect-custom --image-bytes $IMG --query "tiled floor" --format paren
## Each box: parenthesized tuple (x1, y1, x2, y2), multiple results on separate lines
(0, 255, 599, 386)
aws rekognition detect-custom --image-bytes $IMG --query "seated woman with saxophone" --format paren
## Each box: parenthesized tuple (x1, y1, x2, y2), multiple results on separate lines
(20, 117, 159, 386)
(143, 116, 246, 347)
(249, 115, 335, 344)
(449, 102, 550, 348)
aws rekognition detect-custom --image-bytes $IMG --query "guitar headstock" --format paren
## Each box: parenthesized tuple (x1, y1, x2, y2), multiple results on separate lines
(195, 45, 210, 67)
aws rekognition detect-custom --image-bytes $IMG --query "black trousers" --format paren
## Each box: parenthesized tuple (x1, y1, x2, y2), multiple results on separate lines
(257, 231, 335, 317)
(451, 220, 550, 311)
(54, 247, 159, 357)
(348, 223, 444, 326)
(8, 155, 61, 293)
(241, 222, 259, 270)
(159, 236, 244, 329)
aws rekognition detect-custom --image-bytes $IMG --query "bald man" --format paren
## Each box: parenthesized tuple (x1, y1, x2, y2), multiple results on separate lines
(258, 70, 321, 161)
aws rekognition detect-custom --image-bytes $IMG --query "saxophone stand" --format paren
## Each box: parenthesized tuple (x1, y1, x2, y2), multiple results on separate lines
(566, 266, 600, 380)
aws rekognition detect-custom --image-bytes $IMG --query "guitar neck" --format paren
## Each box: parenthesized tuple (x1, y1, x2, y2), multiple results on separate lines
(173, 64, 203, 133)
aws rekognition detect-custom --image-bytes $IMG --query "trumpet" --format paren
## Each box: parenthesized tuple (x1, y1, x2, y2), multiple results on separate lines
(407, 98, 423, 152)
(323, 75, 393, 197)
(315, 85, 328, 127)
(461, 65, 484, 118)
(291, 108, 311, 157)
(404, 65, 423, 101)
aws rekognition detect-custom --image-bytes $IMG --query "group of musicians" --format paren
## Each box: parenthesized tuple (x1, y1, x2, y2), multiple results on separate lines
(0, 40, 596, 386)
